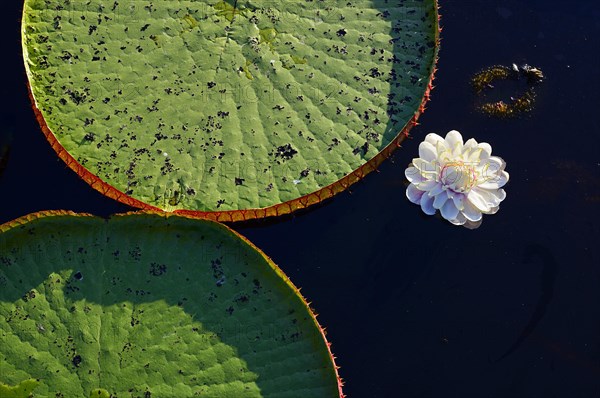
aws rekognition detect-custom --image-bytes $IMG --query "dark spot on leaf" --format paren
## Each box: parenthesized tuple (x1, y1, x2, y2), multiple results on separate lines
(72, 355, 82, 367)
(272, 144, 298, 162)
(149, 263, 167, 276)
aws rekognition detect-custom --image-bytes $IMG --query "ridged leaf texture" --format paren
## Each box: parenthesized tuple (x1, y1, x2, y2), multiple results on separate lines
(0, 212, 340, 397)
(22, 0, 438, 214)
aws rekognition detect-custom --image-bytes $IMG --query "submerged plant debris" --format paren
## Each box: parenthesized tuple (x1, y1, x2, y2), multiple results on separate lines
(471, 64, 544, 118)
(22, 0, 439, 215)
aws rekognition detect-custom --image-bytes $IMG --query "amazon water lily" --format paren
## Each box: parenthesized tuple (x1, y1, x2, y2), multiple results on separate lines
(405, 130, 509, 229)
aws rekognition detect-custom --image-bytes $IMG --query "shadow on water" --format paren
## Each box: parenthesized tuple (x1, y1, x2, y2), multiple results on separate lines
(495, 243, 557, 361)
(0, 129, 12, 178)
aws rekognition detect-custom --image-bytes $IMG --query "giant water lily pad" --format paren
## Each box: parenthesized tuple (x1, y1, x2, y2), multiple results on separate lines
(0, 211, 342, 397)
(22, 0, 439, 220)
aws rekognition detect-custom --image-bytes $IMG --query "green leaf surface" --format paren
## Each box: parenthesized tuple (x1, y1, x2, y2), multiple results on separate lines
(22, 0, 438, 213)
(0, 379, 39, 398)
(0, 212, 341, 397)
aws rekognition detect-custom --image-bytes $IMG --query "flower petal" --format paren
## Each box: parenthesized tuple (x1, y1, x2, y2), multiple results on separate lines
(488, 156, 505, 169)
(416, 179, 439, 191)
(440, 199, 460, 221)
(463, 218, 483, 229)
(466, 147, 483, 163)
(494, 156, 507, 171)
(428, 182, 445, 197)
(418, 141, 438, 162)
(478, 142, 492, 158)
(462, 139, 480, 161)
(478, 170, 509, 190)
(425, 133, 445, 147)
(486, 188, 507, 203)
(411, 158, 436, 178)
(500, 171, 509, 185)
(486, 205, 500, 215)
(461, 200, 483, 222)
(468, 187, 505, 212)
(452, 193, 466, 211)
(478, 156, 503, 173)
(445, 130, 464, 152)
(420, 191, 436, 215)
(405, 166, 425, 184)
(406, 183, 425, 204)
(467, 188, 492, 212)
(436, 146, 453, 163)
(463, 138, 478, 151)
(478, 157, 506, 188)
(479, 188, 503, 207)
(433, 190, 449, 209)
(448, 212, 467, 226)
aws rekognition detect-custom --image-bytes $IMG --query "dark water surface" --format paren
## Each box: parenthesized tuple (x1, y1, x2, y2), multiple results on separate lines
(1, 0, 599, 397)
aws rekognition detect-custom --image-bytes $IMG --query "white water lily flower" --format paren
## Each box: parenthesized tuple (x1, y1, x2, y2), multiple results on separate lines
(405, 130, 509, 229)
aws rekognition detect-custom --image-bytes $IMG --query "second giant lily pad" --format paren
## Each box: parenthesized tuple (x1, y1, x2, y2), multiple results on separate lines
(22, 0, 439, 220)
(0, 211, 342, 397)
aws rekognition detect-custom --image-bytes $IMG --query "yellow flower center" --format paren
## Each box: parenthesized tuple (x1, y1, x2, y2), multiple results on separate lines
(440, 161, 477, 193)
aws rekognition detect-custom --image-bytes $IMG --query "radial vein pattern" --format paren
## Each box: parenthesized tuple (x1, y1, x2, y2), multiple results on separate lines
(0, 212, 342, 397)
(22, 0, 439, 214)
